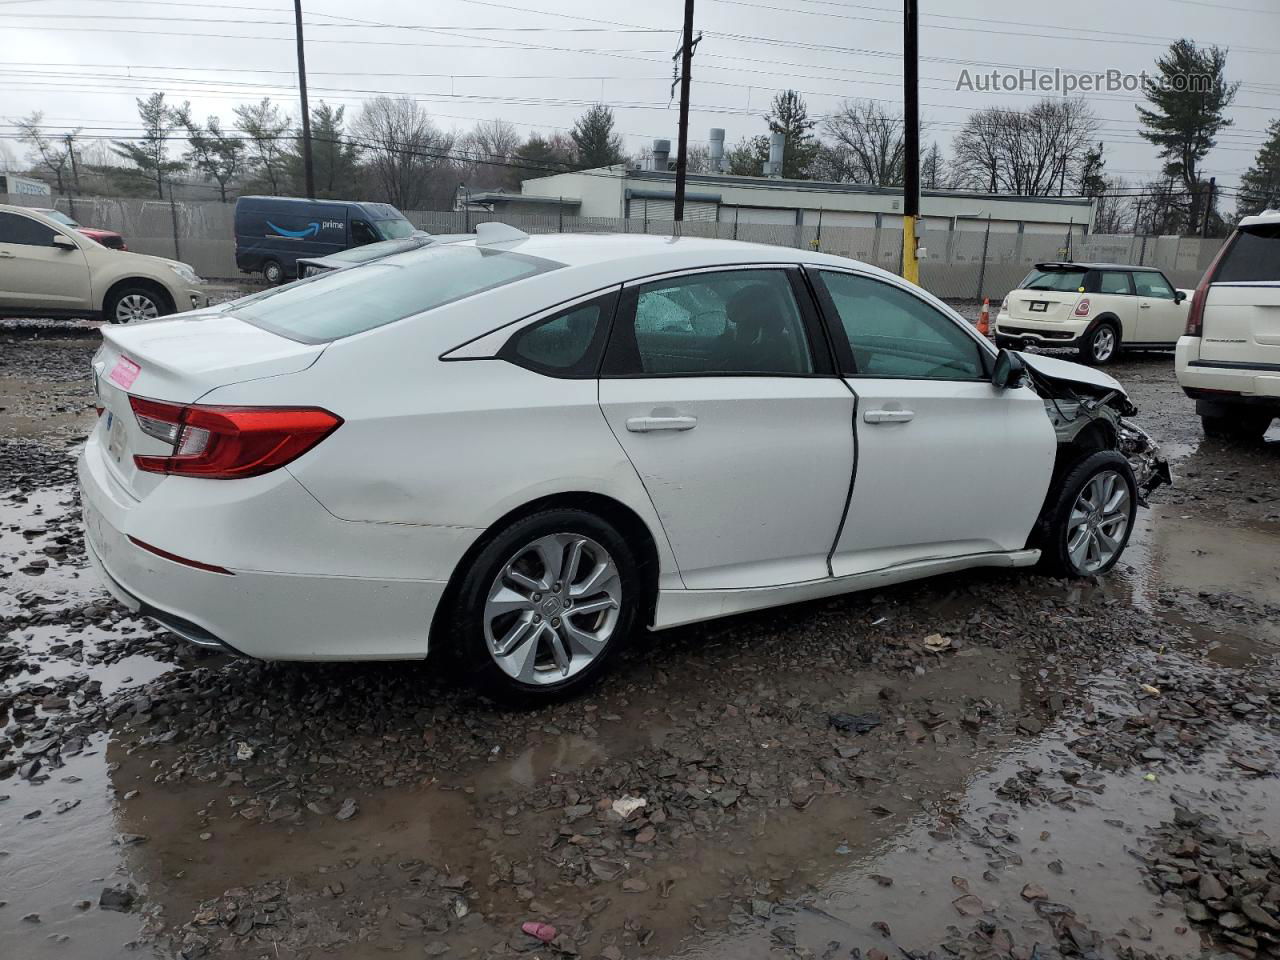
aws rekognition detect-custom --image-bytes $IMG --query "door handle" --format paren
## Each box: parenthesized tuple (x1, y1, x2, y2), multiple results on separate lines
(863, 409, 915, 424)
(0, 251, 15, 259)
(1139, 303, 1151, 309)
(626, 415, 697, 433)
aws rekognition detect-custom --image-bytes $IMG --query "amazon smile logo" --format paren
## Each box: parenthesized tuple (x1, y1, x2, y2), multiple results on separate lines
(267, 220, 321, 239)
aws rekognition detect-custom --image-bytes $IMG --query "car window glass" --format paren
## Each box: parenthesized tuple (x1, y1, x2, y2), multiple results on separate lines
(1098, 272, 1131, 295)
(375, 218, 417, 240)
(0, 212, 59, 246)
(230, 245, 563, 343)
(1020, 268, 1086, 292)
(818, 271, 983, 380)
(1133, 271, 1174, 298)
(503, 299, 608, 377)
(603, 269, 812, 376)
(351, 220, 378, 245)
(1216, 225, 1280, 282)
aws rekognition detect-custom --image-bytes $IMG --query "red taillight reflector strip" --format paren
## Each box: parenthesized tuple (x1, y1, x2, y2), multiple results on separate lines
(128, 396, 342, 479)
(1186, 232, 1236, 337)
(127, 536, 235, 575)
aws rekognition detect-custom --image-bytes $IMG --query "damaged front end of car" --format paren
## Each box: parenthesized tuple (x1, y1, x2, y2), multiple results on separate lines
(1019, 354, 1172, 507)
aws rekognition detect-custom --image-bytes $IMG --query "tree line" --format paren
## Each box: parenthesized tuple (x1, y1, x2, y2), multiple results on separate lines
(10, 37, 1278, 236)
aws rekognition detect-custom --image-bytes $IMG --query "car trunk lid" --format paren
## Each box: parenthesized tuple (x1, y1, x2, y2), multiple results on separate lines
(1197, 222, 1280, 368)
(1006, 289, 1082, 322)
(92, 313, 326, 498)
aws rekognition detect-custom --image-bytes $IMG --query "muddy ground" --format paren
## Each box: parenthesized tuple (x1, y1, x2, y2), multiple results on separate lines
(1, 327, 1278, 960)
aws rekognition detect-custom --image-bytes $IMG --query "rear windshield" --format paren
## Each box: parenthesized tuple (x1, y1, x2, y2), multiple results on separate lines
(375, 218, 417, 241)
(231, 244, 562, 343)
(1019, 268, 1087, 292)
(1216, 224, 1280, 283)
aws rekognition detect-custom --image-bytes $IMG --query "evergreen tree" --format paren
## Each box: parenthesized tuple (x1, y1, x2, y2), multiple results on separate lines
(1238, 118, 1280, 217)
(517, 133, 577, 172)
(177, 109, 244, 202)
(1137, 40, 1239, 232)
(111, 92, 186, 198)
(766, 90, 818, 179)
(570, 105, 624, 169)
(235, 98, 292, 194)
(726, 135, 769, 176)
(286, 103, 360, 198)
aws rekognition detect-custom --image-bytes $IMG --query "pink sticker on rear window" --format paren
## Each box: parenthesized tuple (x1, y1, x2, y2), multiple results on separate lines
(108, 356, 141, 390)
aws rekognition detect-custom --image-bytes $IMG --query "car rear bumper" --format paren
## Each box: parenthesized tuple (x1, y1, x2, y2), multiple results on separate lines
(1175, 336, 1280, 403)
(78, 432, 456, 660)
(994, 316, 1085, 349)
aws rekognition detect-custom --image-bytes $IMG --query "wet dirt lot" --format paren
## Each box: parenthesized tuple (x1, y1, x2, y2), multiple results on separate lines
(1, 328, 1278, 960)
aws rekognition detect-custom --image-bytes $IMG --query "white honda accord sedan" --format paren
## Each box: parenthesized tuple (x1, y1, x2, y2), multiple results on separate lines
(79, 226, 1169, 699)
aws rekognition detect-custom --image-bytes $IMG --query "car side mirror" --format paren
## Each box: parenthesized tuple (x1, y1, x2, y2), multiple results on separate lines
(992, 348, 1027, 390)
(1173, 290, 1186, 304)
(51, 234, 77, 251)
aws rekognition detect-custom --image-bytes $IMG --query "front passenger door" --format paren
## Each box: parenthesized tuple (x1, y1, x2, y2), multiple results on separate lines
(1132, 270, 1185, 344)
(0, 211, 91, 312)
(810, 269, 1056, 577)
(597, 266, 856, 590)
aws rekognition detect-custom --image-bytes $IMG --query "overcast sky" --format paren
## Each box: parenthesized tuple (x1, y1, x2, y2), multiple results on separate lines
(1, 0, 1276, 199)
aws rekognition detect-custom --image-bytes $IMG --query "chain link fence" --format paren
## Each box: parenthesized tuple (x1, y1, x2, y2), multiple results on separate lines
(6, 193, 1225, 301)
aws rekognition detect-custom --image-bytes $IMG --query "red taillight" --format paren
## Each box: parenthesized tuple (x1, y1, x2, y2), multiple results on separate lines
(1074, 298, 1091, 317)
(128, 396, 341, 479)
(1186, 233, 1236, 337)
(128, 536, 234, 575)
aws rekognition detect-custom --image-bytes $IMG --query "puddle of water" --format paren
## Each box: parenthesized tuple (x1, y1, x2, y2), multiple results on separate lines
(1, 733, 141, 960)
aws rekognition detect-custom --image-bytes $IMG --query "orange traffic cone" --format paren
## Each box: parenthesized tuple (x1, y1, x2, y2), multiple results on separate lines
(977, 298, 991, 337)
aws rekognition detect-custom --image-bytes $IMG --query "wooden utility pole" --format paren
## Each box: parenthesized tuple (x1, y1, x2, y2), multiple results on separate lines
(64, 133, 80, 196)
(294, 0, 315, 199)
(902, 0, 920, 284)
(672, 0, 696, 221)
(1200, 177, 1216, 238)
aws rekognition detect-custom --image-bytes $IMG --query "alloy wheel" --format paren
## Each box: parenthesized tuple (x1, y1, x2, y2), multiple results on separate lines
(1065, 469, 1130, 574)
(483, 533, 622, 686)
(1092, 326, 1116, 363)
(116, 293, 159, 323)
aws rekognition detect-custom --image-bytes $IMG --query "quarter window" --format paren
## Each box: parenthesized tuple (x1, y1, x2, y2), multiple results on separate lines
(1098, 272, 1132, 295)
(501, 296, 612, 378)
(0, 212, 59, 246)
(1132, 271, 1174, 298)
(351, 220, 378, 245)
(602, 269, 813, 376)
(816, 271, 984, 380)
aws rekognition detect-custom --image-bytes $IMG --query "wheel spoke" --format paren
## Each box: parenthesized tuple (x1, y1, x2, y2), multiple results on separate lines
(563, 538, 587, 587)
(505, 566, 543, 593)
(1067, 526, 1091, 565)
(493, 615, 537, 657)
(486, 585, 535, 619)
(547, 628, 571, 676)
(511, 625, 546, 683)
(534, 537, 566, 588)
(1104, 486, 1129, 518)
(562, 619, 607, 658)
(570, 558, 618, 599)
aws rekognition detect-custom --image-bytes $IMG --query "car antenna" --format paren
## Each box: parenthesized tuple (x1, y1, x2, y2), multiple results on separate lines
(474, 222, 529, 246)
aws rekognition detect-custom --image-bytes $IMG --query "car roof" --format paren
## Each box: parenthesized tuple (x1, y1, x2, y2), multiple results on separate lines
(1033, 261, 1163, 273)
(1239, 209, 1280, 228)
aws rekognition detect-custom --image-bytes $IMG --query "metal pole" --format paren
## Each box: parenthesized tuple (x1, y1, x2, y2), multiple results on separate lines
(294, 0, 315, 199)
(672, 0, 695, 221)
(1201, 177, 1216, 238)
(901, 0, 920, 284)
(815, 207, 823, 251)
(975, 215, 991, 302)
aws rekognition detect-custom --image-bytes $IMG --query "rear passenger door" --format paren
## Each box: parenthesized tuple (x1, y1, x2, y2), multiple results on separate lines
(597, 266, 856, 590)
(1096, 270, 1138, 341)
(1132, 270, 1185, 343)
(810, 269, 1056, 577)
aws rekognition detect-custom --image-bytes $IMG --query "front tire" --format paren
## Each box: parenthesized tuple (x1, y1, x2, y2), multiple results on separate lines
(452, 509, 641, 702)
(1201, 412, 1273, 441)
(262, 259, 284, 285)
(1039, 451, 1137, 577)
(1078, 321, 1119, 366)
(104, 284, 171, 324)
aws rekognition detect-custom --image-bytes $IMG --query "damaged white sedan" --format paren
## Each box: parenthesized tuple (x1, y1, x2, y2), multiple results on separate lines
(79, 229, 1169, 700)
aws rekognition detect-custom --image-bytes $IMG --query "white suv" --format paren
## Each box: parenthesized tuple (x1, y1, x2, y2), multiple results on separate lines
(1176, 211, 1280, 440)
(0, 204, 207, 323)
(995, 262, 1190, 365)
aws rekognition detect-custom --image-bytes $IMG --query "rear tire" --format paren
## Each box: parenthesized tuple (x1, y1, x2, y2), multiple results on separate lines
(1201, 412, 1273, 441)
(1039, 451, 1137, 578)
(1078, 321, 1119, 366)
(451, 508, 641, 703)
(262, 259, 284, 285)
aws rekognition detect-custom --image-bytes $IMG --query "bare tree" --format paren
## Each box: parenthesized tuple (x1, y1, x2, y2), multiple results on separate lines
(1092, 177, 1132, 234)
(353, 96, 456, 210)
(822, 99, 907, 186)
(234, 98, 291, 194)
(459, 118, 522, 190)
(921, 142, 946, 189)
(953, 99, 1097, 196)
(15, 111, 82, 194)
